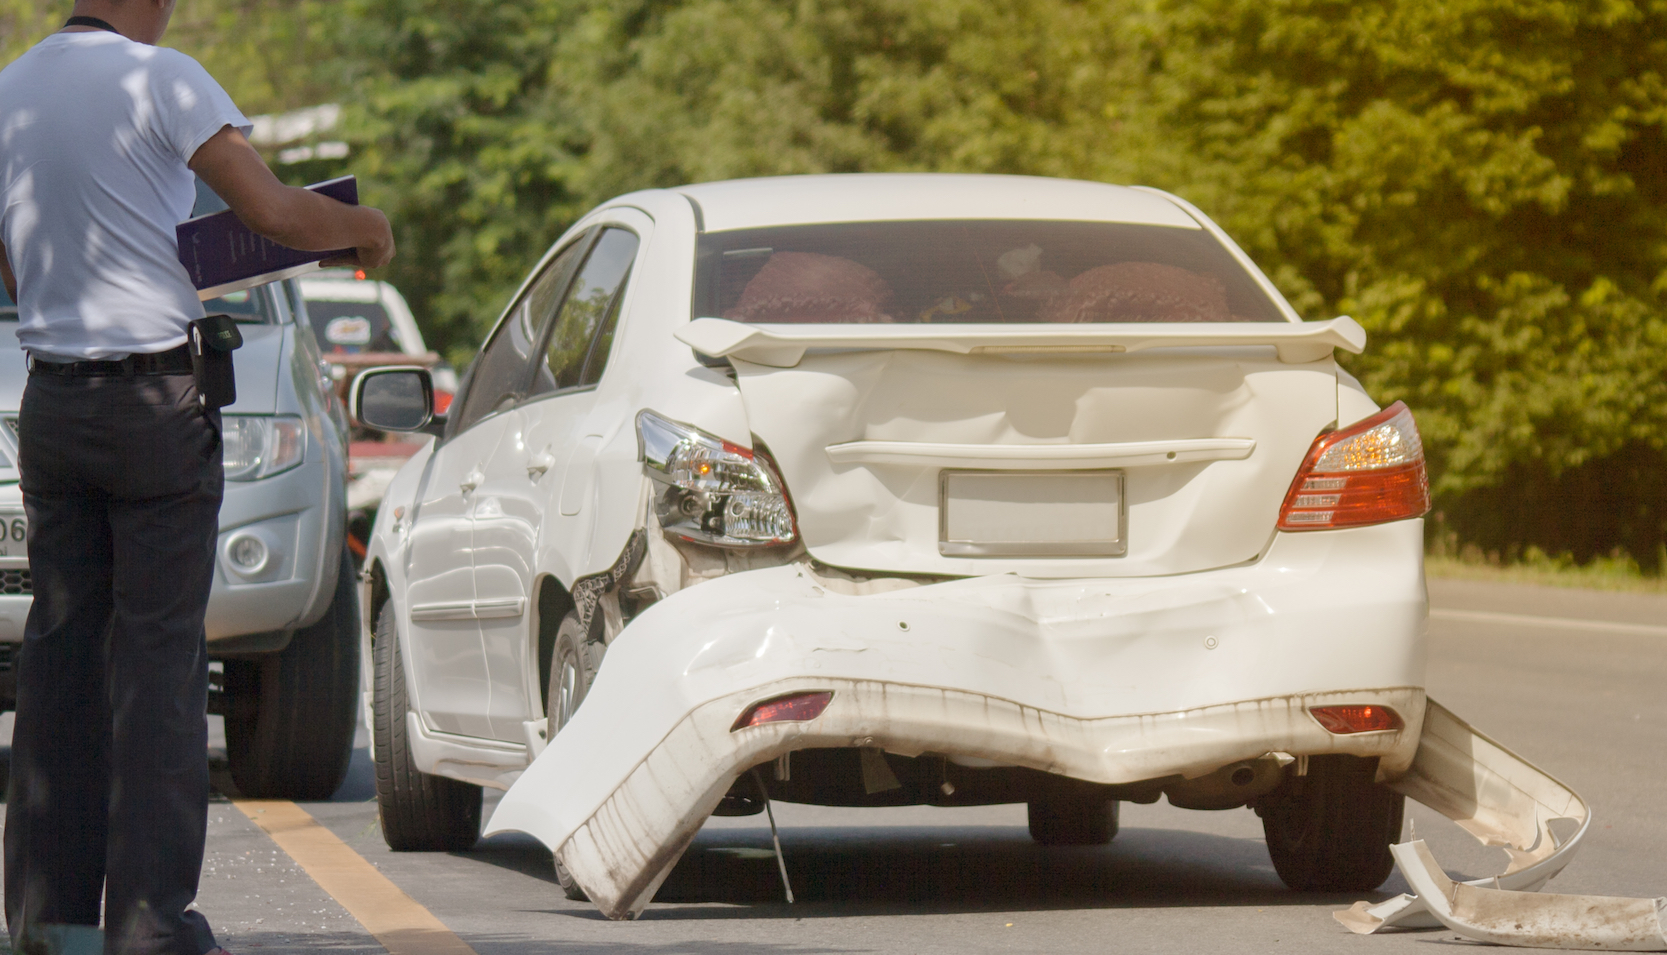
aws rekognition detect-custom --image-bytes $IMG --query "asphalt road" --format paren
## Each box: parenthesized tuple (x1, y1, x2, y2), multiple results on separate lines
(4, 576, 1666, 954)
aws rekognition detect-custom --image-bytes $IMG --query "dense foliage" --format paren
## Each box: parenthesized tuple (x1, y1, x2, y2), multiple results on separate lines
(5, 0, 1665, 565)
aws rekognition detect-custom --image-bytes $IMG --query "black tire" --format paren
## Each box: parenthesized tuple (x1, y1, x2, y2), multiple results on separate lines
(224, 543, 360, 800)
(1028, 795, 1119, 846)
(373, 601, 482, 851)
(546, 610, 602, 900)
(1259, 755, 1404, 892)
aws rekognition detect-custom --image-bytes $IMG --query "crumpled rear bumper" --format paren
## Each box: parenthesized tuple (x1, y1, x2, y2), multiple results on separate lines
(486, 522, 1429, 918)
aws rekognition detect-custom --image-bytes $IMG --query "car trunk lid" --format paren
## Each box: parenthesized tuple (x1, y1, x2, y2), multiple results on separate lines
(686, 320, 1350, 578)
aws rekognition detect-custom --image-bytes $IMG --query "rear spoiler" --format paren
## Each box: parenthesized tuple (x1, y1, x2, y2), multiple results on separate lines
(675, 316, 1366, 367)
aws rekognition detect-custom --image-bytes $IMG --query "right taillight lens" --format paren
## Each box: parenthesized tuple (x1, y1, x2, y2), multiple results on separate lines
(1277, 401, 1431, 531)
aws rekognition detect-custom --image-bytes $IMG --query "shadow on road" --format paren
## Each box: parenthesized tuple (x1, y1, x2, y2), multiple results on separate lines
(198, 741, 1411, 925)
(461, 819, 1381, 920)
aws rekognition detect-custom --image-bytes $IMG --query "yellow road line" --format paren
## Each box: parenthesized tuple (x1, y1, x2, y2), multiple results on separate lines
(234, 799, 478, 955)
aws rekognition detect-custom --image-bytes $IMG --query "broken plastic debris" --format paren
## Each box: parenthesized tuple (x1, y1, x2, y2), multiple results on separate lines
(1337, 699, 1591, 935)
(1391, 840, 1667, 951)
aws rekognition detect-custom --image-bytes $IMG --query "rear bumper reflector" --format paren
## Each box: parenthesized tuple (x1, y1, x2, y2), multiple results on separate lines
(732, 691, 834, 731)
(1310, 704, 1403, 734)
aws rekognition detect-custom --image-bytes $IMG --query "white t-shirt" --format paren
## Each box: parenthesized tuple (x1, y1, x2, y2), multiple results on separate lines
(0, 31, 250, 360)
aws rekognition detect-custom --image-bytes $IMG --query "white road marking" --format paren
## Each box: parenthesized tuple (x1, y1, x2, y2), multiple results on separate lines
(1430, 607, 1667, 638)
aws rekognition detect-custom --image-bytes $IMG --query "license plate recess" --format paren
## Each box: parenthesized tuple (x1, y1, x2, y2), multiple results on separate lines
(939, 469, 1126, 558)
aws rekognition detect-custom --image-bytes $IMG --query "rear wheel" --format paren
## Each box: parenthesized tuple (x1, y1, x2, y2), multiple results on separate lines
(546, 610, 602, 900)
(1028, 796, 1119, 846)
(373, 602, 482, 851)
(1258, 755, 1403, 892)
(224, 543, 360, 800)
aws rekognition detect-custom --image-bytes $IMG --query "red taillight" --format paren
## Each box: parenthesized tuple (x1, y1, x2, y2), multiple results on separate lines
(433, 390, 454, 415)
(731, 691, 833, 731)
(1309, 704, 1403, 734)
(1278, 401, 1431, 531)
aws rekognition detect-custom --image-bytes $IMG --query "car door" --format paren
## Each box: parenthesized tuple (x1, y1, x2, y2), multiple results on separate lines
(465, 230, 593, 741)
(400, 289, 545, 739)
(473, 222, 644, 743)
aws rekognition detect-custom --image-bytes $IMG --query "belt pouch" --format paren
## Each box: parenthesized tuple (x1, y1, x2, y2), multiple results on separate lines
(189, 314, 242, 409)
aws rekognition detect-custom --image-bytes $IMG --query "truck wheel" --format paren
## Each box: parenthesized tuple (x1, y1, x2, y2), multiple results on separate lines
(546, 610, 602, 900)
(373, 602, 481, 851)
(1028, 796, 1119, 846)
(225, 543, 360, 800)
(1259, 754, 1403, 892)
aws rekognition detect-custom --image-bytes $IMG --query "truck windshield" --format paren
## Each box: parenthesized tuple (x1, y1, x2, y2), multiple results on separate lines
(693, 220, 1285, 324)
(305, 300, 402, 354)
(205, 286, 280, 324)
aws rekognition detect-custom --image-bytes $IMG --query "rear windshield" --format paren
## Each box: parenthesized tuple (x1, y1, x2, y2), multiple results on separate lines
(305, 300, 401, 354)
(693, 220, 1284, 324)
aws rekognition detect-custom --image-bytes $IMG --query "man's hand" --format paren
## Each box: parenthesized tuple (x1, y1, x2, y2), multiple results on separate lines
(0, 235, 16, 304)
(190, 126, 395, 270)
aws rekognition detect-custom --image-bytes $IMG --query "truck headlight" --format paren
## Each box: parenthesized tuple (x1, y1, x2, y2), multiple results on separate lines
(222, 415, 305, 481)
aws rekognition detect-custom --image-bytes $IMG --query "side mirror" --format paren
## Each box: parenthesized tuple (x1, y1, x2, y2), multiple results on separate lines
(351, 366, 442, 435)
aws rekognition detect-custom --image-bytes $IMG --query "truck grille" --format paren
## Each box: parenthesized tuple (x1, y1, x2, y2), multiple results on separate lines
(1, 569, 31, 595)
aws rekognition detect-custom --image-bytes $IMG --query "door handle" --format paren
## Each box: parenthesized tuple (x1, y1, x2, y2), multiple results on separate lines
(460, 470, 484, 493)
(526, 451, 556, 478)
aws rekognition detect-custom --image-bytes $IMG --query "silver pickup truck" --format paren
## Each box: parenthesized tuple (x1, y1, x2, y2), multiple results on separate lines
(0, 276, 360, 800)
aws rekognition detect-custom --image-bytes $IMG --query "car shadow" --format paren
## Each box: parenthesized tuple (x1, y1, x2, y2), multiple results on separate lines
(205, 741, 1434, 923)
(459, 820, 1410, 920)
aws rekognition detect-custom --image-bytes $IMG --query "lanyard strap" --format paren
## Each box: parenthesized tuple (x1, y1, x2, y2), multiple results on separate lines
(64, 15, 121, 34)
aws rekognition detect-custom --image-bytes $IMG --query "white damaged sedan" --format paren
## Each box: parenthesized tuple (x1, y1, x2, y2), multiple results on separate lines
(356, 174, 1580, 924)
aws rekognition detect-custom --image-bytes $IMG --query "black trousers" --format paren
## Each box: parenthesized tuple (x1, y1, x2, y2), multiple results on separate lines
(4, 372, 222, 955)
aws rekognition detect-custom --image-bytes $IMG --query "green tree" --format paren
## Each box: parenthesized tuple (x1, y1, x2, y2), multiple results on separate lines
(325, 0, 587, 362)
(4, 1, 334, 116)
(1118, 0, 1667, 563)
(0, 1, 60, 64)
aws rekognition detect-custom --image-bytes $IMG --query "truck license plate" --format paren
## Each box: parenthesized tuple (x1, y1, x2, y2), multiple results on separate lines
(939, 470, 1126, 558)
(0, 510, 27, 559)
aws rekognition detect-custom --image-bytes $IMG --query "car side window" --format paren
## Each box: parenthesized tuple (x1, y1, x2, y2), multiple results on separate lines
(450, 235, 590, 433)
(520, 235, 594, 396)
(537, 228, 639, 394)
(579, 263, 632, 387)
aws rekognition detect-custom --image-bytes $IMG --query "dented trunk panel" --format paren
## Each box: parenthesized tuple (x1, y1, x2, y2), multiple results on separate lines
(733, 347, 1339, 578)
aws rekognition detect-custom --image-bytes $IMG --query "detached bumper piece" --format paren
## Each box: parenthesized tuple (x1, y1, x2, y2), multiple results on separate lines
(1341, 701, 1666, 950)
(1391, 840, 1667, 951)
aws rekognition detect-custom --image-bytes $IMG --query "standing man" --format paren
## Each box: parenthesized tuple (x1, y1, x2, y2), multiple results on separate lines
(0, 2, 394, 953)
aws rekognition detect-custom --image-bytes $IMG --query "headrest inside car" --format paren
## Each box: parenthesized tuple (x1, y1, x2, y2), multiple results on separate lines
(1040, 262, 1231, 323)
(724, 252, 895, 324)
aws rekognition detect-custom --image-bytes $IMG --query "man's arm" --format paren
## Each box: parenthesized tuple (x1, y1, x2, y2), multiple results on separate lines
(0, 235, 15, 303)
(190, 126, 395, 269)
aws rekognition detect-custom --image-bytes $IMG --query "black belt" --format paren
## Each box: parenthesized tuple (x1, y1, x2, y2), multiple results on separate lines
(31, 343, 195, 377)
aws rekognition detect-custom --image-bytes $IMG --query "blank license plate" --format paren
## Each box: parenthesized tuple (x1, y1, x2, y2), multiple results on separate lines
(939, 470, 1125, 557)
(0, 510, 26, 559)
